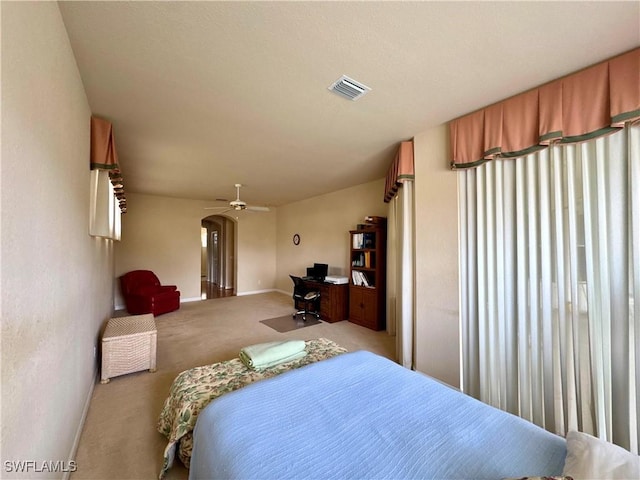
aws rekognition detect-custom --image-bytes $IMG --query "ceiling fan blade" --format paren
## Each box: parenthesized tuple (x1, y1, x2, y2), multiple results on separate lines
(205, 207, 234, 215)
(206, 184, 266, 214)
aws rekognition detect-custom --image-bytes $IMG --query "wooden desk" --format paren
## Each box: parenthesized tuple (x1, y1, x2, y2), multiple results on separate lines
(295, 280, 348, 323)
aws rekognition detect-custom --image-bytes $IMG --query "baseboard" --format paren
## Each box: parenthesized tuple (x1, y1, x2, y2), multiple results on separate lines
(274, 289, 290, 296)
(181, 296, 202, 303)
(237, 288, 277, 296)
(64, 366, 98, 480)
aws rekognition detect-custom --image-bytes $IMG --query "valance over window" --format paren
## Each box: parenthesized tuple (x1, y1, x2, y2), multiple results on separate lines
(90, 115, 126, 213)
(450, 48, 639, 169)
(384, 140, 415, 203)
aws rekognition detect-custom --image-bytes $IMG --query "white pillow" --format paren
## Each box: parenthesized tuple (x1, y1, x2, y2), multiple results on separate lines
(562, 430, 640, 479)
(502, 477, 573, 480)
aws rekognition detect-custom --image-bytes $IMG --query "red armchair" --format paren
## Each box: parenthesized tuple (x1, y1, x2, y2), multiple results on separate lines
(119, 270, 180, 316)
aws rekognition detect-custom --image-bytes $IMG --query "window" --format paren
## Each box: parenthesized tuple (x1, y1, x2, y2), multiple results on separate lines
(89, 169, 121, 240)
(458, 125, 639, 453)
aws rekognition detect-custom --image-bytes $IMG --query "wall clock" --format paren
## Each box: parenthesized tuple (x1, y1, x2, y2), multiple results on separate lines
(293, 233, 300, 245)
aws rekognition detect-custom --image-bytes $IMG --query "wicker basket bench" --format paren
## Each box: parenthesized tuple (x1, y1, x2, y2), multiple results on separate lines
(101, 314, 157, 383)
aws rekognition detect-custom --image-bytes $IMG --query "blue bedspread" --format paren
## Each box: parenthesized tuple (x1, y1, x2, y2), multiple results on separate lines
(190, 351, 566, 480)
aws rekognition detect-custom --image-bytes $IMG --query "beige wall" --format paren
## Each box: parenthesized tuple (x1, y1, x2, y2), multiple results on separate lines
(276, 171, 460, 387)
(413, 124, 460, 387)
(116, 180, 382, 304)
(115, 193, 277, 306)
(1, 2, 115, 477)
(117, 180, 385, 306)
(275, 179, 387, 293)
(236, 209, 277, 294)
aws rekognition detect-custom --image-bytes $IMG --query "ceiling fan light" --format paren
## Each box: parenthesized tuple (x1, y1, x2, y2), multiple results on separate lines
(204, 184, 269, 213)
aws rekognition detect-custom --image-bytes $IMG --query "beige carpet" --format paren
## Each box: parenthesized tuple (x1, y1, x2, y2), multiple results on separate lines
(260, 313, 322, 332)
(71, 291, 395, 480)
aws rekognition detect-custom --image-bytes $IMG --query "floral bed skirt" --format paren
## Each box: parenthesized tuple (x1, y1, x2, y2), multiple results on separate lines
(157, 337, 347, 478)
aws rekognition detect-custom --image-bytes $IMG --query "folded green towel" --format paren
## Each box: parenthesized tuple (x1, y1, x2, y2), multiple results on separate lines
(239, 349, 307, 370)
(239, 340, 307, 370)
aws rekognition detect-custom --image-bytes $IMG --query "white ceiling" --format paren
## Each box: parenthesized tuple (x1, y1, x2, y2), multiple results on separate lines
(58, 1, 639, 208)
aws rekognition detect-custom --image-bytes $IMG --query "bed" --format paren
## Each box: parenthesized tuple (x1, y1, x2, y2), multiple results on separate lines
(189, 350, 567, 480)
(157, 338, 347, 477)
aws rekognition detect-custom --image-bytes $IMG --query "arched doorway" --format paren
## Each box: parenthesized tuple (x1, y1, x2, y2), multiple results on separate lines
(201, 215, 236, 299)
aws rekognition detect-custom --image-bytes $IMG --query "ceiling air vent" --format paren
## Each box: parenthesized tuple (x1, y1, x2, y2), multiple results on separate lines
(328, 75, 371, 101)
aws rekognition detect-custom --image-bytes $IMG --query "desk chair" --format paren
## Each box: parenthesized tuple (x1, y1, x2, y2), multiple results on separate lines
(289, 275, 321, 321)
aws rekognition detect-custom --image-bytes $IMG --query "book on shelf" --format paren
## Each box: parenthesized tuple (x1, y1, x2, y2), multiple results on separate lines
(352, 232, 376, 249)
(351, 270, 369, 287)
(352, 233, 363, 249)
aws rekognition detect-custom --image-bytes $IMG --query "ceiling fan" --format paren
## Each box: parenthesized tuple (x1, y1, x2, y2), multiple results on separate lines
(204, 184, 270, 214)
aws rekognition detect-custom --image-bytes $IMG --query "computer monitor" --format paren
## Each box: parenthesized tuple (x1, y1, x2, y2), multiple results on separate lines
(313, 263, 328, 281)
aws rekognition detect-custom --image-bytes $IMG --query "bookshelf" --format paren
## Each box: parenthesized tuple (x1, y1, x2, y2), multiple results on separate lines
(349, 221, 386, 330)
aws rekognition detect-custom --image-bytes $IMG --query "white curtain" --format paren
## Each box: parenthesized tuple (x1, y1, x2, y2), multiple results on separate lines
(458, 124, 640, 453)
(387, 181, 416, 369)
(89, 169, 122, 241)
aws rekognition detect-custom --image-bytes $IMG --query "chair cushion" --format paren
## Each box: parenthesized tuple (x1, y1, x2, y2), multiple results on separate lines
(136, 285, 164, 296)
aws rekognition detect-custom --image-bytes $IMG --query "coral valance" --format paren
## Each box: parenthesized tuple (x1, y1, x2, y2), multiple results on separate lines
(384, 140, 415, 203)
(450, 48, 639, 169)
(90, 116, 120, 170)
(90, 115, 126, 213)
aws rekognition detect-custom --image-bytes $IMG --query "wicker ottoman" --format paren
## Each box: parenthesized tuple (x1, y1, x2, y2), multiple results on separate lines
(101, 314, 157, 384)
